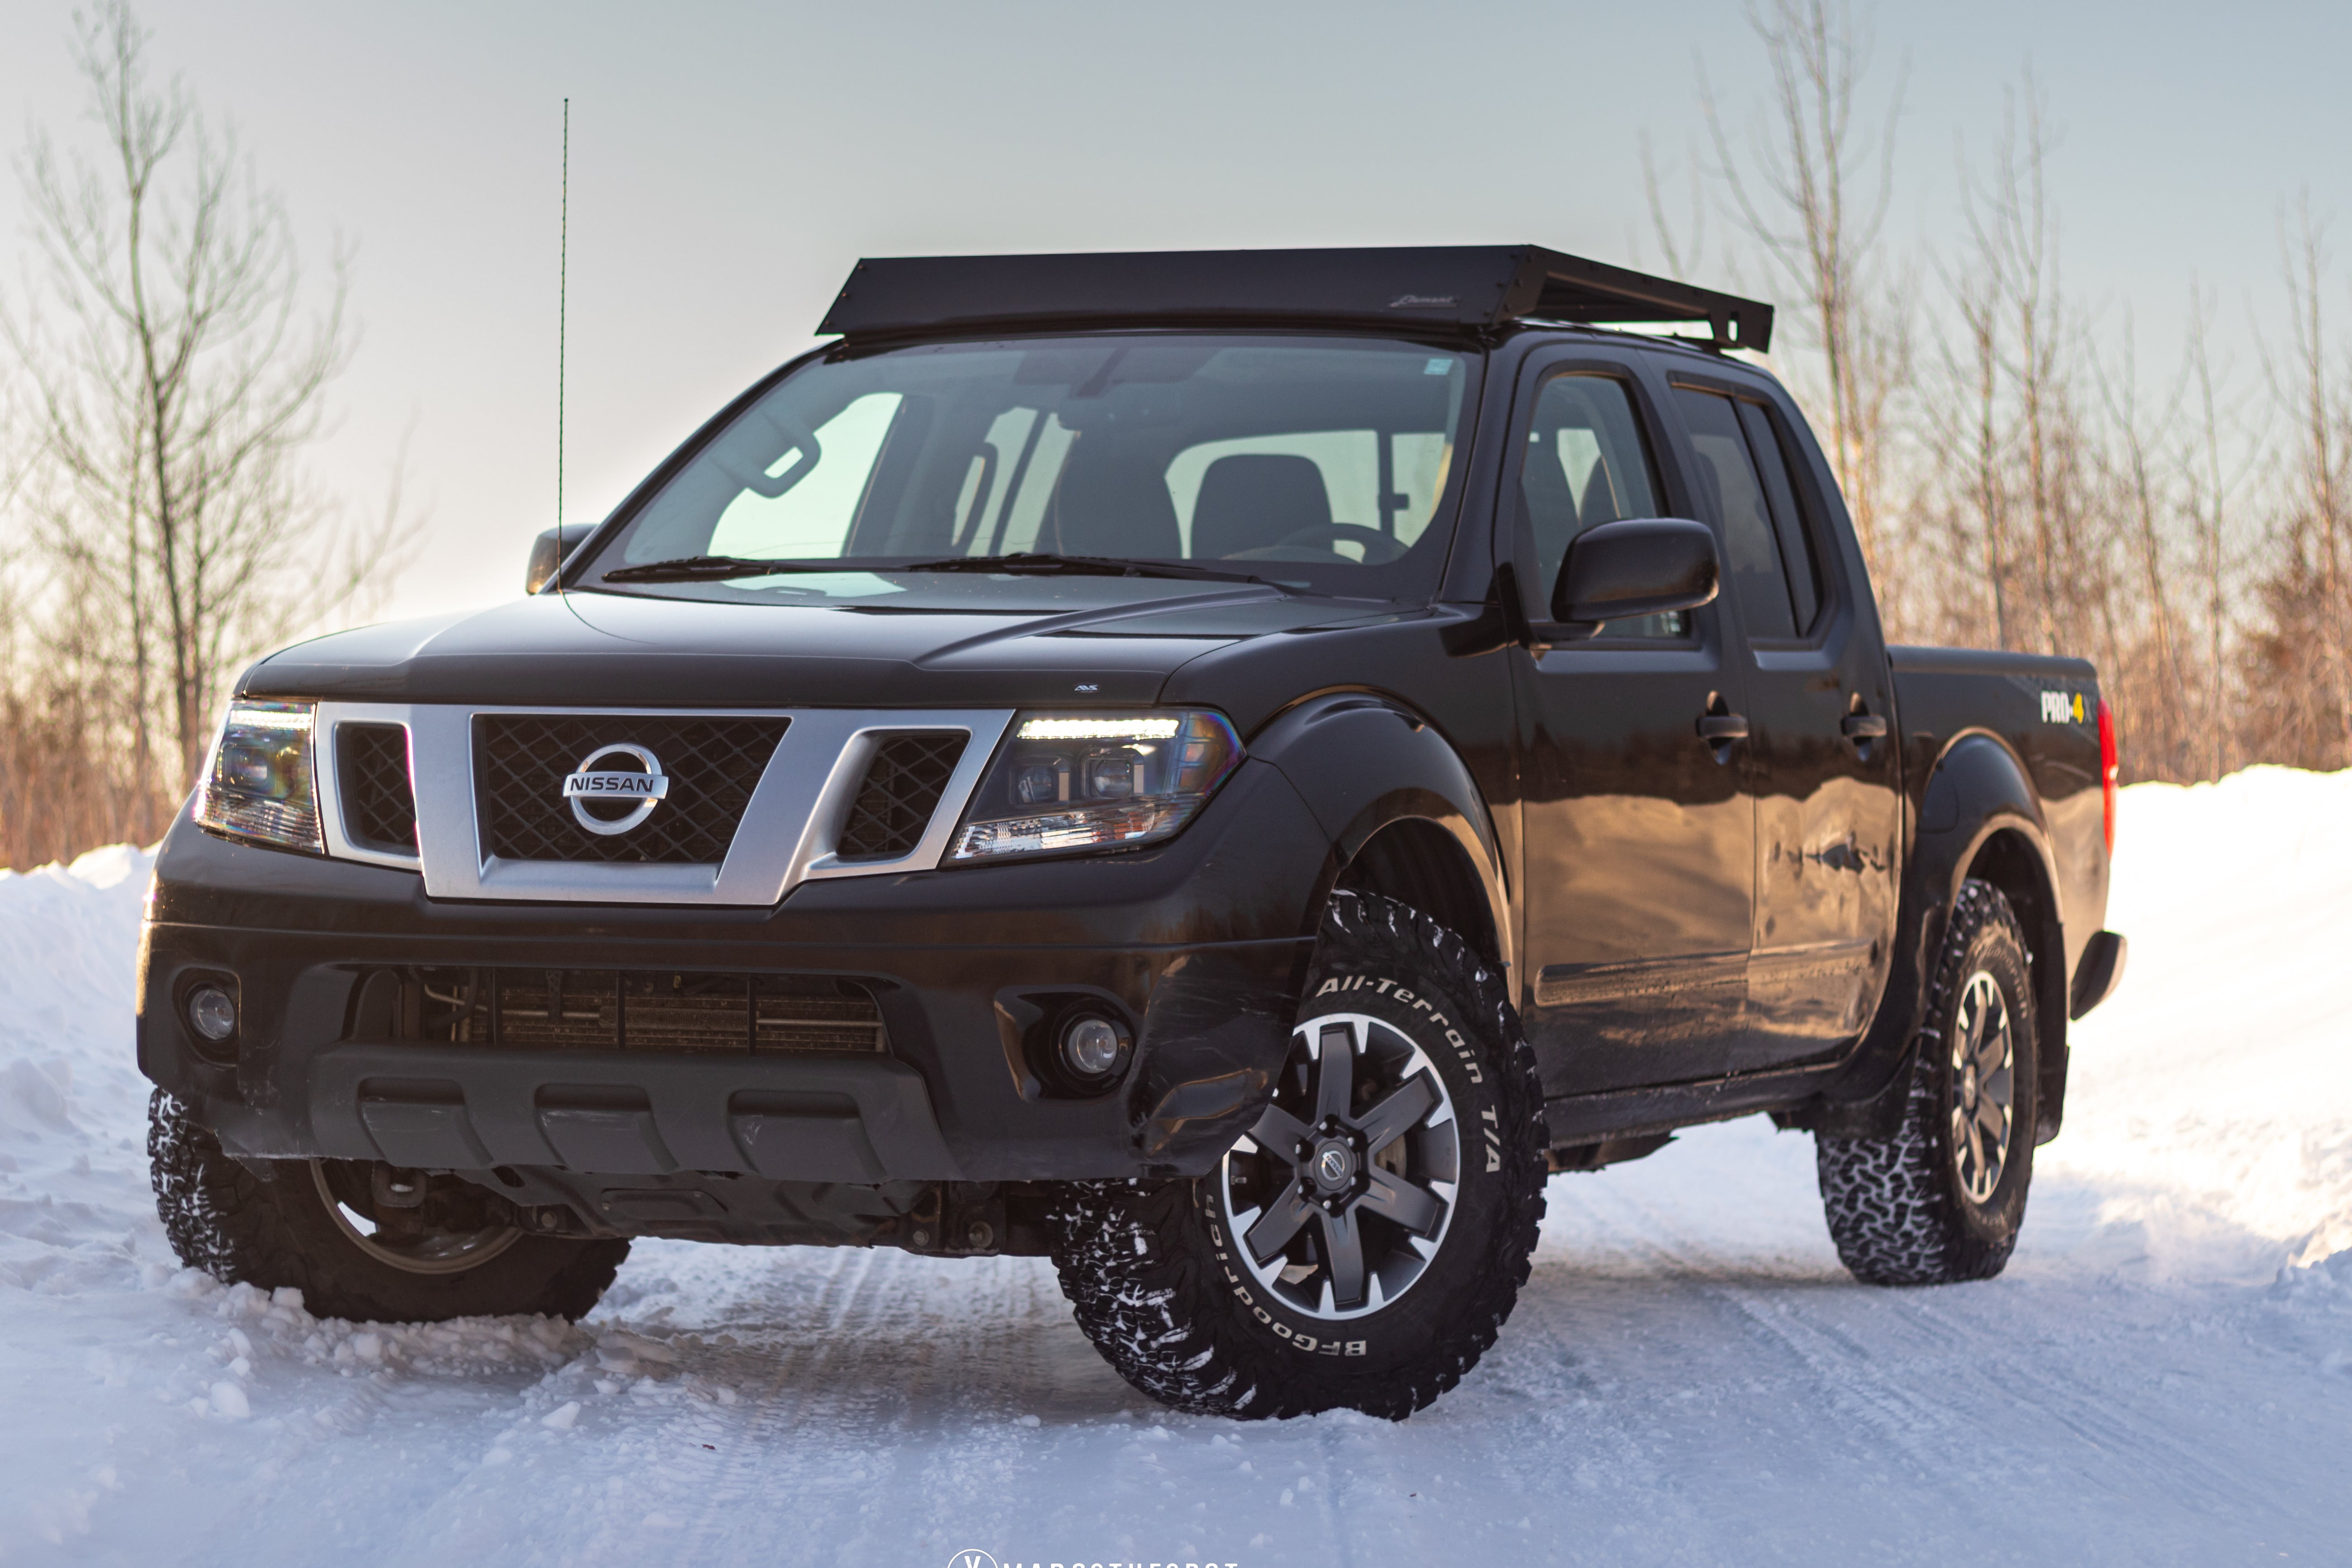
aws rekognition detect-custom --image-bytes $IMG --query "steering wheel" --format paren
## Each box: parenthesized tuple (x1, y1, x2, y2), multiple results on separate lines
(1273, 522, 1410, 564)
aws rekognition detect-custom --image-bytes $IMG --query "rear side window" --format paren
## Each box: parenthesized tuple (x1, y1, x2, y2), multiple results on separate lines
(1733, 400, 1824, 632)
(1671, 387, 1820, 640)
(1519, 375, 1681, 638)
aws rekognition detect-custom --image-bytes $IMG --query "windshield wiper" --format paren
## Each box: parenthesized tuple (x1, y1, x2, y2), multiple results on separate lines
(900, 552, 1304, 592)
(598, 555, 833, 583)
(597, 550, 1310, 593)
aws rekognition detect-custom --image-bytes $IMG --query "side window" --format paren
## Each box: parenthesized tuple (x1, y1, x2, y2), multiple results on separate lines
(1519, 374, 1680, 637)
(1734, 400, 1825, 633)
(1671, 387, 1798, 641)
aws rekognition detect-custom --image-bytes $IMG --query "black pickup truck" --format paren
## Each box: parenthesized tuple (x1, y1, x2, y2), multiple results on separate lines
(140, 246, 2127, 1420)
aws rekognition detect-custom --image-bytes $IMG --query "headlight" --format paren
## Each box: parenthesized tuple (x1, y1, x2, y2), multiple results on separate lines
(949, 709, 1243, 862)
(194, 700, 322, 853)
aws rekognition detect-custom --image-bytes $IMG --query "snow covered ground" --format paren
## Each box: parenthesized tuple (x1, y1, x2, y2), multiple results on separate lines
(2, 770, 2347, 1566)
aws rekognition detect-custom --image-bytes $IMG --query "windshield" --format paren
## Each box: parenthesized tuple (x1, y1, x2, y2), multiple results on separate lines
(579, 333, 1477, 601)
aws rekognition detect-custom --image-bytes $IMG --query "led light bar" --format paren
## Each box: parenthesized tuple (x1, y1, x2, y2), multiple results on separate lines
(1015, 716, 1183, 742)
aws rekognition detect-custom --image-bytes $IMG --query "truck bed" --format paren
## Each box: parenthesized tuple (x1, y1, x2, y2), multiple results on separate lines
(1889, 642, 2111, 1004)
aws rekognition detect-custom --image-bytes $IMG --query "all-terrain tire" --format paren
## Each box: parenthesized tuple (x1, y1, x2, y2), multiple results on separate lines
(1047, 891, 1547, 1419)
(148, 1090, 629, 1322)
(1817, 879, 2040, 1285)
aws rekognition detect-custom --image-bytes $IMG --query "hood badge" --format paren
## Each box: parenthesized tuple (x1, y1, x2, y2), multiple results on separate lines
(562, 743, 671, 835)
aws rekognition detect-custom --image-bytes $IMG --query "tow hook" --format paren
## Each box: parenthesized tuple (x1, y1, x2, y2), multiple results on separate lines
(899, 1184, 1006, 1256)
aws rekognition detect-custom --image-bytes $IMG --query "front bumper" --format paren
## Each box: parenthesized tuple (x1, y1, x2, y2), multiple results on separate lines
(139, 759, 1329, 1189)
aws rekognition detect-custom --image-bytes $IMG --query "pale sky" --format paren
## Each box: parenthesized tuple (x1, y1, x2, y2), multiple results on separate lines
(3, 0, 2346, 629)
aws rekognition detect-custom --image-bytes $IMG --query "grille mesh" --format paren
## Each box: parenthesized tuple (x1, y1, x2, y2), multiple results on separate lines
(836, 733, 967, 860)
(475, 715, 786, 864)
(337, 723, 418, 855)
(385, 968, 885, 1054)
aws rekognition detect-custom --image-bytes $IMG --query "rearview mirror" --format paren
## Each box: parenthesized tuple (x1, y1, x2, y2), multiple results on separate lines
(1547, 516, 1719, 631)
(525, 523, 596, 595)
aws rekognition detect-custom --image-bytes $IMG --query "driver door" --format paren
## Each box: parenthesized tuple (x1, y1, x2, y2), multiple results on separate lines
(1506, 355, 1757, 1095)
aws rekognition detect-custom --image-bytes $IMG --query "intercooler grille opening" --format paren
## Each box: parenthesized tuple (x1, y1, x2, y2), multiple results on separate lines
(338, 723, 418, 855)
(474, 715, 788, 865)
(359, 967, 887, 1054)
(835, 732, 967, 861)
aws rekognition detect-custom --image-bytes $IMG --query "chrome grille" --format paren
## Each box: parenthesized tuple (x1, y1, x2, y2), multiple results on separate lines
(474, 715, 787, 864)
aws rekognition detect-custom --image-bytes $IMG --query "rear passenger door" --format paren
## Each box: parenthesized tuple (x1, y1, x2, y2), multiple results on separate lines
(1666, 378, 1900, 1071)
(1506, 351, 1756, 1094)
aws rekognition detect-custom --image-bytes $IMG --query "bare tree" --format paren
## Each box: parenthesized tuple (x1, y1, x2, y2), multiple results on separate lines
(2094, 321, 2194, 775)
(2179, 284, 2253, 779)
(2263, 196, 2352, 766)
(1637, 132, 1710, 279)
(2, 0, 398, 813)
(1917, 164, 2015, 650)
(2011, 104, 2069, 658)
(1697, 0, 1910, 585)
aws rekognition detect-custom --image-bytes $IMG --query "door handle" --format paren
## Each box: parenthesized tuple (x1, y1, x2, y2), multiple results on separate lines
(1697, 692, 1746, 763)
(1841, 712, 1888, 741)
(1696, 714, 1751, 742)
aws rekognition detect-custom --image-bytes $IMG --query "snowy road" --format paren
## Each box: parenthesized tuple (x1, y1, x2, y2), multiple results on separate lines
(4, 772, 2348, 1566)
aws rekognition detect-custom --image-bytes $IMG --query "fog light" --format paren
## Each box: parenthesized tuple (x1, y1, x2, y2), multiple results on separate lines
(186, 985, 237, 1043)
(1058, 1014, 1131, 1085)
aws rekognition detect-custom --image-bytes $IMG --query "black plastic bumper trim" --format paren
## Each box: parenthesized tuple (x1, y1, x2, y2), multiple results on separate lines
(294, 1044, 960, 1181)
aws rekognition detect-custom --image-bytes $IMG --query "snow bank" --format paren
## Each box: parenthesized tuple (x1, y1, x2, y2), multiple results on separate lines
(0, 845, 159, 1296)
(2052, 765, 2352, 1267)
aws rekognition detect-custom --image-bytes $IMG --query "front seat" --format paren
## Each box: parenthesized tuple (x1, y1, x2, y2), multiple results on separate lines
(1047, 444, 1183, 559)
(1189, 453, 1333, 559)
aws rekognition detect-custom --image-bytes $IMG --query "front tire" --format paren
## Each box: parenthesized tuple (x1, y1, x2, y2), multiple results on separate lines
(1048, 892, 1547, 1419)
(1816, 879, 2040, 1285)
(149, 1090, 629, 1322)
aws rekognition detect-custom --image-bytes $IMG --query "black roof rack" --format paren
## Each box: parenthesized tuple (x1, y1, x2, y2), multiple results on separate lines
(816, 245, 1773, 352)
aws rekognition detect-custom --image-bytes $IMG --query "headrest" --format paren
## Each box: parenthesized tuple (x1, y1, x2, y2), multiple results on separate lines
(1190, 453, 1333, 560)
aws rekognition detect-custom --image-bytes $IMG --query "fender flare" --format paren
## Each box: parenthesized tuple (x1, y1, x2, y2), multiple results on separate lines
(1245, 692, 1514, 976)
(1915, 733, 2065, 927)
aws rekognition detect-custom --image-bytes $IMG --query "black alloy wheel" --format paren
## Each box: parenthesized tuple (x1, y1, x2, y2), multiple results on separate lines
(1946, 970, 2016, 1205)
(1221, 1014, 1458, 1320)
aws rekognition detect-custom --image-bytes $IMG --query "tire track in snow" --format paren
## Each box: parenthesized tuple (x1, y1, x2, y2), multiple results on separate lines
(1570, 1166, 2299, 1532)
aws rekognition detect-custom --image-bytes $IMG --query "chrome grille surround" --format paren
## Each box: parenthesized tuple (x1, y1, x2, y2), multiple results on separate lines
(311, 703, 1013, 905)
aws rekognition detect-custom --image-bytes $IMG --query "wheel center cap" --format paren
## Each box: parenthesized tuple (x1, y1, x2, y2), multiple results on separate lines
(1963, 1064, 1978, 1105)
(1311, 1141, 1356, 1192)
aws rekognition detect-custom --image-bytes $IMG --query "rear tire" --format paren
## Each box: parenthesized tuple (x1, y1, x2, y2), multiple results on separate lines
(1047, 892, 1547, 1419)
(1816, 879, 2040, 1285)
(148, 1090, 628, 1322)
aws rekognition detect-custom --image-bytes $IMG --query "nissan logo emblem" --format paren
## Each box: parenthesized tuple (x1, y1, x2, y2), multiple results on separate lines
(561, 742, 670, 835)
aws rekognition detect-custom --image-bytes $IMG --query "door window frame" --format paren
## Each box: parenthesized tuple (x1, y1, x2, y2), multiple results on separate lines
(1495, 346, 1734, 660)
(1661, 368, 1855, 658)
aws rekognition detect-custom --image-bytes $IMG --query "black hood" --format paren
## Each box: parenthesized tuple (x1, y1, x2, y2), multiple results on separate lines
(242, 576, 1410, 709)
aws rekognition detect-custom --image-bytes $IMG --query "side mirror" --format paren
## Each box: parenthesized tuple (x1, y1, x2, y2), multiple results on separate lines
(1543, 516, 1720, 636)
(525, 523, 596, 595)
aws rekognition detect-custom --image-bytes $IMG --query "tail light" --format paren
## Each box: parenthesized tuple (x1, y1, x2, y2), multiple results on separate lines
(2096, 698, 2118, 854)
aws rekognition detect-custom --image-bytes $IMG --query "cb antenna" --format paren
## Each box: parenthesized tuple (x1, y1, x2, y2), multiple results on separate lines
(555, 96, 570, 592)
